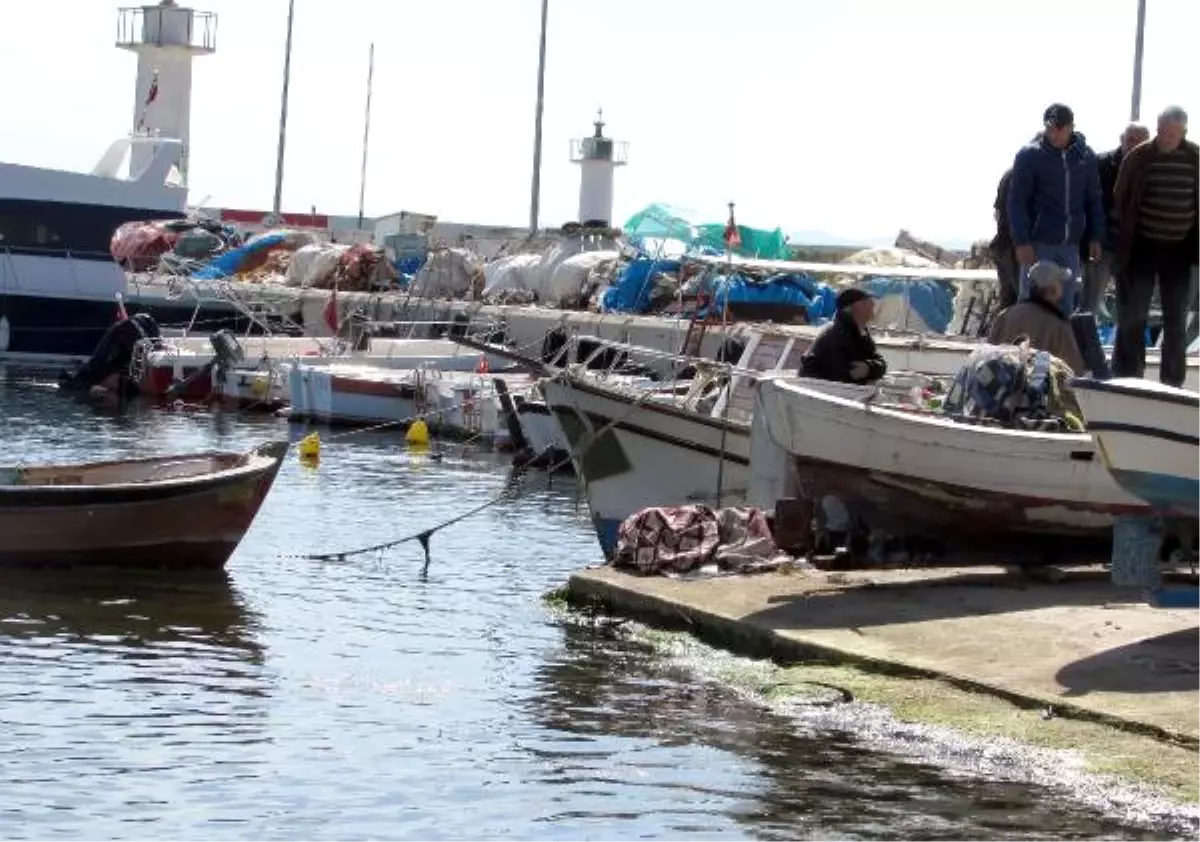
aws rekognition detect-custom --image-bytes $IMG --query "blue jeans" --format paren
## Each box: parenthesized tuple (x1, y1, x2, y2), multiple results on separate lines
(1019, 242, 1080, 316)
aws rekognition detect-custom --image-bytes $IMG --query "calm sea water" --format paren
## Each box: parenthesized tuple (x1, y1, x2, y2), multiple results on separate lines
(0, 367, 1182, 840)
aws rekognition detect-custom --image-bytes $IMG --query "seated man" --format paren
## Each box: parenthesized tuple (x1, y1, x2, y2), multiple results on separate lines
(799, 288, 887, 384)
(987, 260, 1087, 373)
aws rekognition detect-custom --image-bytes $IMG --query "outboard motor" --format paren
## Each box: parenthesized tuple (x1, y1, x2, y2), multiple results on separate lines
(59, 312, 162, 393)
(163, 329, 245, 401)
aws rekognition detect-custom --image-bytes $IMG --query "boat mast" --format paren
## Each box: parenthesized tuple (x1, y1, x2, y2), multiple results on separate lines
(1130, 0, 1147, 120)
(272, 0, 296, 216)
(528, 0, 549, 236)
(357, 42, 375, 231)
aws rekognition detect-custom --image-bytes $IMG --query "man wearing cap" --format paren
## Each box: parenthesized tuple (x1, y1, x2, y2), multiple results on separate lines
(799, 287, 887, 384)
(1111, 106, 1198, 387)
(1079, 122, 1151, 317)
(1007, 104, 1106, 316)
(987, 260, 1086, 373)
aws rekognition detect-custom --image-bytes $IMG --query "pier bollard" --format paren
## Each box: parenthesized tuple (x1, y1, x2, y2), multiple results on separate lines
(1110, 514, 1163, 589)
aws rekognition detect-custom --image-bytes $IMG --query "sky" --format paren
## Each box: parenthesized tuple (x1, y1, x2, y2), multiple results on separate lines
(1, 0, 1197, 246)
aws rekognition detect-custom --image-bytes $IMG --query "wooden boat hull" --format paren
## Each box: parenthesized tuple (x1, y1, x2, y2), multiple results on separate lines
(754, 379, 1151, 557)
(1072, 377, 1200, 518)
(0, 441, 287, 569)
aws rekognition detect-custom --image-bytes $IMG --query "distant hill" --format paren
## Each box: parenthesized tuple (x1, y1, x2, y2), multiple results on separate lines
(787, 229, 976, 251)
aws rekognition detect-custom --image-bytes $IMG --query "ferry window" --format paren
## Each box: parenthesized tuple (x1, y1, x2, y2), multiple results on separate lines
(0, 216, 63, 249)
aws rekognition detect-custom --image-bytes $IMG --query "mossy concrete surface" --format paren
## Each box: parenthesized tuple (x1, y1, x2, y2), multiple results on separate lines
(566, 565, 1199, 748)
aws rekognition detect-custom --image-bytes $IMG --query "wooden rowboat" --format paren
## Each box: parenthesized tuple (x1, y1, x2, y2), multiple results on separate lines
(0, 441, 288, 569)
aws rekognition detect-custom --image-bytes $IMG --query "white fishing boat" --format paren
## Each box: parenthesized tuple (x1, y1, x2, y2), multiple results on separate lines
(750, 377, 1151, 559)
(286, 361, 534, 445)
(138, 334, 512, 401)
(1071, 377, 1199, 518)
(539, 330, 887, 556)
(513, 387, 570, 465)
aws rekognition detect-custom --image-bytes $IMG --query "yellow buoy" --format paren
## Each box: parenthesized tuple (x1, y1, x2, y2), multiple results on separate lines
(298, 431, 321, 461)
(250, 373, 271, 398)
(406, 417, 430, 446)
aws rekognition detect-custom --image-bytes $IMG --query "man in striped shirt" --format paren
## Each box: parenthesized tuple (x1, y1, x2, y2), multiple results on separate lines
(1111, 106, 1199, 387)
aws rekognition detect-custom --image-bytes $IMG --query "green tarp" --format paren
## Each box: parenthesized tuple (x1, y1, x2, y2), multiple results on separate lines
(622, 202, 792, 260)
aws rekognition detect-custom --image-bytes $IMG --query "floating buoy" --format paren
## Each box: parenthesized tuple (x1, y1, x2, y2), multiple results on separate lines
(298, 431, 321, 461)
(475, 356, 490, 374)
(406, 418, 430, 446)
(250, 373, 271, 398)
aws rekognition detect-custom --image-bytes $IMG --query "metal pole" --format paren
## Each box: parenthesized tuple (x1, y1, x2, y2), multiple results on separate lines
(272, 0, 296, 216)
(358, 42, 375, 230)
(528, 0, 549, 236)
(1130, 0, 1146, 121)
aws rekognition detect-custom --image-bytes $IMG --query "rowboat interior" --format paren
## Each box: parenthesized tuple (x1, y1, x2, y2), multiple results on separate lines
(0, 452, 260, 488)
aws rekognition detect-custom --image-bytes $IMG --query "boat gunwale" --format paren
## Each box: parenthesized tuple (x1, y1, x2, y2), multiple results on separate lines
(765, 378, 1096, 445)
(0, 441, 288, 497)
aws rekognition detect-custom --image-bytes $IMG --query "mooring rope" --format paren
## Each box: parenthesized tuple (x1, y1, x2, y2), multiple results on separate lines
(295, 371, 657, 575)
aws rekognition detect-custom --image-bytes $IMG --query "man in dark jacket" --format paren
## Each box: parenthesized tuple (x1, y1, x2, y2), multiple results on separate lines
(1111, 106, 1199, 387)
(1007, 103, 1106, 316)
(799, 288, 887, 384)
(990, 169, 1019, 308)
(1079, 122, 1150, 316)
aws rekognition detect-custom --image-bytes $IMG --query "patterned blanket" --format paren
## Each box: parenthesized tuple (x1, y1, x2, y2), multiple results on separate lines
(612, 506, 790, 577)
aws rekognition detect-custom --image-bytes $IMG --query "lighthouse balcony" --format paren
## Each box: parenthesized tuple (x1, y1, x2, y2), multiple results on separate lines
(570, 137, 628, 165)
(116, 4, 217, 54)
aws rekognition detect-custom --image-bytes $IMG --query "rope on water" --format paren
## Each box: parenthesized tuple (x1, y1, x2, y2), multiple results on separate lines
(295, 372, 655, 573)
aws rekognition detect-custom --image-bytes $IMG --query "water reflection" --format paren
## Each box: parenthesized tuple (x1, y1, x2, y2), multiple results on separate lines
(516, 623, 1168, 841)
(0, 569, 265, 666)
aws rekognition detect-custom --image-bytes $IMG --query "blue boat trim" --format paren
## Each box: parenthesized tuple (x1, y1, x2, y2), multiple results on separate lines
(592, 516, 621, 560)
(1088, 421, 1200, 448)
(1108, 467, 1200, 518)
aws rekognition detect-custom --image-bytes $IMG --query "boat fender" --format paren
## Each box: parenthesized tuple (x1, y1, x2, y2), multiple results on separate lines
(298, 432, 321, 462)
(406, 418, 431, 446)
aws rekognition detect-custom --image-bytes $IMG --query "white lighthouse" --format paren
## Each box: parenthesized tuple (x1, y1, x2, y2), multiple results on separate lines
(569, 109, 628, 226)
(116, 0, 217, 183)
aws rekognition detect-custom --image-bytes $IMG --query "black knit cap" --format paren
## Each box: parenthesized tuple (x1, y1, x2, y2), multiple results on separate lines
(1043, 103, 1075, 128)
(836, 287, 874, 309)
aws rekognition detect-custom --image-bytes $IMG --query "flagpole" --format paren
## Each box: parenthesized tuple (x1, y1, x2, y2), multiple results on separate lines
(1130, 0, 1146, 121)
(272, 0, 296, 216)
(357, 42, 375, 231)
(528, 0, 549, 236)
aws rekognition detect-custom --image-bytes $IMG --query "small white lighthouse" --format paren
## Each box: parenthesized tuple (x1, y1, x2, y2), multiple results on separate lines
(116, 0, 217, 183)
(569, 109, 628, 226)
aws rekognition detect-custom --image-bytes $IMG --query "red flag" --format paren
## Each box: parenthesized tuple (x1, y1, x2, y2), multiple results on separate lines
(137, 71, 159, 131)
(723, 202, 741, 250)
(324, 286, 339, 334)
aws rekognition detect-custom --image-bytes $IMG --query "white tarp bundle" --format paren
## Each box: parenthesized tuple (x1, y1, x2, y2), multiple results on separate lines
(286, 243, 349, 288)
(539, 250, 621, 307)
(481, 253, 545, 297)
(410, 248, 483, 298)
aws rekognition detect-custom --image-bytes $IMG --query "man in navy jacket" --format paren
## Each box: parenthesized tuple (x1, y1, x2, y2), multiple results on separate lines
(1007, 104, 1106, 315)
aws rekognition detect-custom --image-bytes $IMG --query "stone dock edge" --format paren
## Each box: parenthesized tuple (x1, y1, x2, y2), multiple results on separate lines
(564, 570, 1199, 751)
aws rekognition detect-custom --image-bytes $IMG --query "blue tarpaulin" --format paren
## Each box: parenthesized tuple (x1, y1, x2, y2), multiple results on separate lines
(601, 256, 683, 313)
(192, 233, 288, 280)
(858, 277, 956, 334)
(703, 272, 838, 323)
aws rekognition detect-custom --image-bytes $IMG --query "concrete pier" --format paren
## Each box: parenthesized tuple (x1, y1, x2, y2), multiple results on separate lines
(566, 564, 1199, 745)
